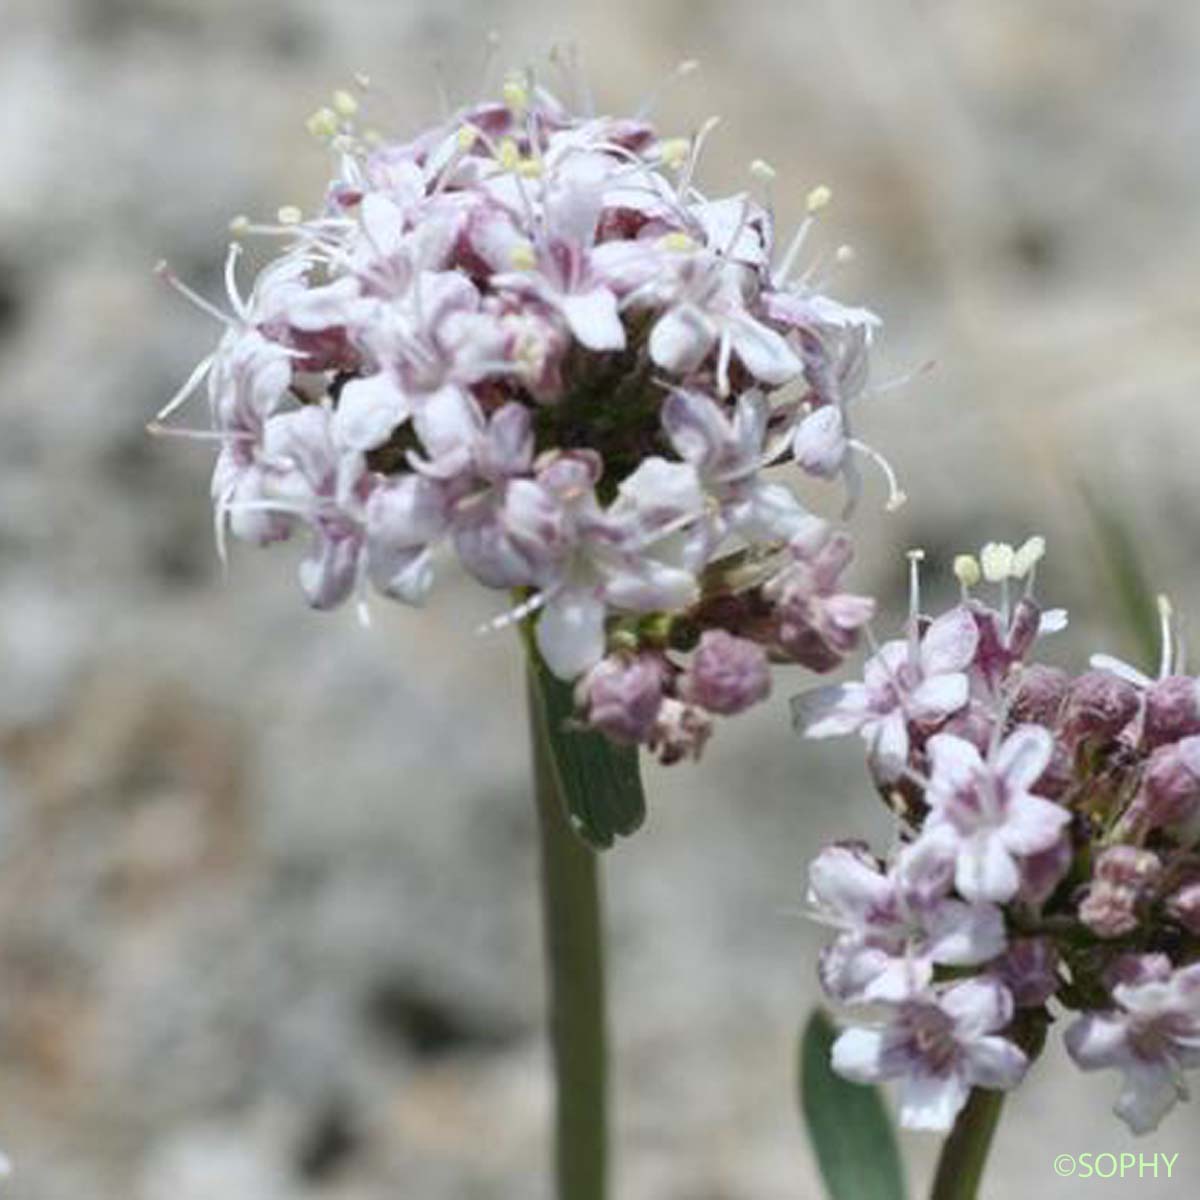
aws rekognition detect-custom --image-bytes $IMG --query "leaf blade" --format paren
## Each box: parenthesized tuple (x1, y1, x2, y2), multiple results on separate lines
(799, 1008, 907, 1200)
(529, 654, 646, 850)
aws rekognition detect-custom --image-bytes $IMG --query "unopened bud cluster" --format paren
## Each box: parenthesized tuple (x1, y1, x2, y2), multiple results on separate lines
(797, 542, 1200, 1135)
(158, 59, 900, 758)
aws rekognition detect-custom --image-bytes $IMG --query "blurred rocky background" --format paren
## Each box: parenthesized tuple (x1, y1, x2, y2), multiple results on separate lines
(3, 0, 1200, 1196)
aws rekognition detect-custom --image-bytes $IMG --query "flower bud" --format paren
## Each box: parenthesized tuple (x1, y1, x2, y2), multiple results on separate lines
(1166, 881, 1200, 936)
(680, 631, 771, 716)
(1079, 848, 1161, 939)
(1094, 845, 1161, 888)
(992, 938, 1059, 1008)
(1062, 670, 1140, 743)
(1079, 882, 1139, 938)
(1144, 675, 1200, 748)
(577, 653, 666, 744)
(649, 699, 713, 765)
(1135, 735, 1200, 830)
(1011, 665, 1070, 728)
(1007, 596, 1041, 662)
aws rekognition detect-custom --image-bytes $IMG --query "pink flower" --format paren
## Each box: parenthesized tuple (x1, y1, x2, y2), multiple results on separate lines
(832, 978, 1027, 1131)
(808, 841, 1005, 1004)
(1065, 958, 1200, 1133)
(922, 726, 1071, 903)
(794, 606, 979, 781)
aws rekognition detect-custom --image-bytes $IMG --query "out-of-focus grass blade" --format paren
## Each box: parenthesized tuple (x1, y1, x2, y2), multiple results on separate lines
(528, 654, 646, 850)
(1078, 483, 1158, 667)
(799, 1009, 907, 1200)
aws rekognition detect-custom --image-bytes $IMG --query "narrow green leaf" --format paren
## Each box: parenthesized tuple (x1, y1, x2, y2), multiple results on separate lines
(529, 654, 646, 850)
(799, 1008, 907, 1200)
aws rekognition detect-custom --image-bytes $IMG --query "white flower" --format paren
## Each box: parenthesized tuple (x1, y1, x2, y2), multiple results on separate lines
(923, 726, 1071, 903)
(1065, 958, 1200, 1134)
(832, 978, 1027, 1131)
(809, 841, 1006, 1004)
(794, 606, 978, 781)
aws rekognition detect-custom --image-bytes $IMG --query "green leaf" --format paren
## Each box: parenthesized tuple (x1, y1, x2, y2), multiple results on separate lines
(528, 655, 646, 850)
(799, 1008, 907, 1200)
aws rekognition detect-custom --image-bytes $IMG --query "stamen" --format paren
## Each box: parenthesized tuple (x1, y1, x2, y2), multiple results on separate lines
(153, 352, 215, 421)
(154, 261, 234, 327)
(806, 184, 832, 213)
(1011, 535, 1045, 583)
(677, 116, 721, 201)
(306, 107, 339, 140)
(332, 89, 359, 118)
(1158, 594, 1175, 680)
(906, 546, 925, 665)
(848, 439, 906, 511)
(954, 554, 981, 599)
(634, 57, 701, 121)
(478, 590, 546, 634)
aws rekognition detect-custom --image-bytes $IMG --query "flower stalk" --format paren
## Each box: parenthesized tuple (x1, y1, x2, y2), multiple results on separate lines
(929, 1088, 1005, 1200)
(528, 663, 610, 1200)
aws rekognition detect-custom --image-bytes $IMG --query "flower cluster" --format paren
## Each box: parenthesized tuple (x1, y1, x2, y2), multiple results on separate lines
(157, 61, 899, 759)
(799, 540, 1200, 1135)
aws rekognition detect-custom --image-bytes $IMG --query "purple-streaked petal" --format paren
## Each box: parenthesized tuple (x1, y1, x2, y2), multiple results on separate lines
(920, 606, 979, 675)
(994, 725, 1054, 791)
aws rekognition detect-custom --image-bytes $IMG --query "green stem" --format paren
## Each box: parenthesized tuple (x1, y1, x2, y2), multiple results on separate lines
(929, 1089, 1005, 1200)
(527, 666, 609, 1200)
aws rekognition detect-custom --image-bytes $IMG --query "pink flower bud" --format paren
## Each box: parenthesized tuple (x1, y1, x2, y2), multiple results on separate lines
(992, 938, 1059, 1008)
(1010, 665, 1070, 728)
(1079, 882, 1139, 938)
(680, 631, 771, 716)
(1135, 735, 1200, 830)
(577, 653, 666, 744)
(1078, 848, 1161, 939)
(649, 699, 713, 765)
(1095, 845, 1161, 888)
(1166, 882, 1200, 935)
(1144, 675, 1200, 748)
(1062, 670, 1140, 743)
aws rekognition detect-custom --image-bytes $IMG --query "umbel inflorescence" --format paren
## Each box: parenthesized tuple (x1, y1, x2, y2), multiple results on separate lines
(798, 541, 1200, 1135)
(155, 58, 900, 761)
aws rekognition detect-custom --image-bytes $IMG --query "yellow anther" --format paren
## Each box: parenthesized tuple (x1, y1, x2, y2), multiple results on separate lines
(276, 205, 303, 225)
(516, 156, 543, 179)
(806, 184, 832, 213)
(497, 138, 521, 171)
(659, 137, 691, 171)
(1158, 593, 1174, 620)
(456, 125, 480, 151)
(659, 231, 697, 254)
(306, 107, 339, 140)
(1012, 535, 1046, 579)
(906, 547, 926, 564)
(980, 541, 1015, 583)
(502, 72, 529, 114)
(363, 129, 383, 148)
(954, 554, 982, 589)
(749, 158, 776, 182)
(332, 89, 359, 118)
(228, 214, 251, 238)
(509, 242, 537, 271)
